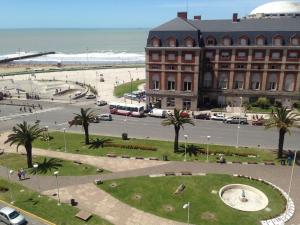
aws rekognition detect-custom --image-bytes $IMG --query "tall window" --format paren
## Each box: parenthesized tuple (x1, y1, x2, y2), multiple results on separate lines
(223, 37, 231, 46)
(218, 72, 229, 89)
(203, 72, 213, 88)
(251, 73, 261, 90)
(291, 37, 299, 46)
(267, 73, 277, 91)
(167, 53, 176, 61)
(288, 51, 298, 59)
(271, 52, 281, 60)
(151, 38, 160, 47)
(184, 53, 193, 61)
(167, 75, 176, 91)
(151, 53, 159, 61)
(168, 38, 176, 47)
(205, 51, 214, 59)
(185, 38, 194, 47)
(256, 37, 265, 46)
(273, 37, 283, 46)
(239, 37, 248, 46)
(151, 74, 160, 90)
(284, 74, 295, 92)
(234, 73, 244, 89)
(220, 51, 230, 60)
(237, 51, 247, 59)
(254, 51, 264, 59)
(183, 75, 192, 92)
(166, 97, 175, 107)
(183, 98, 192, 110)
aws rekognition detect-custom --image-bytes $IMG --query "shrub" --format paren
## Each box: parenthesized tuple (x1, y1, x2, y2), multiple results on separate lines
(293, 101, 300, 109)
(105, 143, 157, 151)
(256, 97, 271, 109)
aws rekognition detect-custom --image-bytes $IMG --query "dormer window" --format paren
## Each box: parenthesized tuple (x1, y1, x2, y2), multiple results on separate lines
(291, 36, 299, 46)
(256, 36, 266, 46)
(151, 37, 160, 47)
(206, 37, 216, 46)
(168, 38, 177, 47)
(223, 37, 232, 46)
(185, 37, 194, 47)
(273, 35, 283, 46)
(239, 36, 249, 46)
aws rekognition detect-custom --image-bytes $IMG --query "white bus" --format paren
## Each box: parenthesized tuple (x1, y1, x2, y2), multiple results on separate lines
(109, 102, 145, 117)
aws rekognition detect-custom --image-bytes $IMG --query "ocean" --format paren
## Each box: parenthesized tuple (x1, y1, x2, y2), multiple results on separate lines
(0, 29, 148, 64)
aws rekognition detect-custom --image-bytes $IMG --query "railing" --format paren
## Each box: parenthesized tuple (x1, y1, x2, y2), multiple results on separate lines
(146, 89, 197, 97)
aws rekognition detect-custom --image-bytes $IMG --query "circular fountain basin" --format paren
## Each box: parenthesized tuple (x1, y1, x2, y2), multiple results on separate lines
(219, 184, 269, 212)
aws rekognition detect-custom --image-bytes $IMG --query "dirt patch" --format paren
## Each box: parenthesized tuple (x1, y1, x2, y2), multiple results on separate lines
(110, 182, 118, 188)
(163, 204, 175, 212)
(132, 193, 142, 201)
(201, 211, 217, 221)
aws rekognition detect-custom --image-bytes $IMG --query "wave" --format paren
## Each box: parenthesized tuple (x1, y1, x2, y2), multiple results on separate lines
(0, 51, 145, 64)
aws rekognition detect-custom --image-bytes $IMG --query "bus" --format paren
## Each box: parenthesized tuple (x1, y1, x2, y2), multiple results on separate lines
(109, 102, 145, 117)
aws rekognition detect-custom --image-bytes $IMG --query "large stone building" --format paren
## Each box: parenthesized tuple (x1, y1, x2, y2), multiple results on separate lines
(145, 1, 300, 110)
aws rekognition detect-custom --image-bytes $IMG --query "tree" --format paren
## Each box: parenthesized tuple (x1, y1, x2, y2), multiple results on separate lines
(256, 97, 271, 109)
(5, 121, 44, 168)
(70, 108, 97, 145)
(265, 107, 300, 158)
(161, 109, 195, 152)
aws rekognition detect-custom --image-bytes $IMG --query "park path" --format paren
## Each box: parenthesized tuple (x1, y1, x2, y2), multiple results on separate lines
(43, 183, 186, 225)
(0, 132, 169, 172)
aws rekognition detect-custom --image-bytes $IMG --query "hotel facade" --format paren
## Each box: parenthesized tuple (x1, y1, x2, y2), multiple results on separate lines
(145, 2, 300, 110)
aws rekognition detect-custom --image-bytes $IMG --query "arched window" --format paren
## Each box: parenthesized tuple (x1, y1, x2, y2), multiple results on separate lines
(167, 74, 176, 91)
(273, 35, 283, 46)
(284, 74, 295, 92)
(151, 37, 160, 47)
(206, 36, 216, 46)
(239, 36, 249, 46)
(218, 72, 229, 89)
(222, 37, 232, 46)
(185, 37, 194, 47)
(251, 73, 261, 90)
(234, 73, 244, 89)
(290, 35, 299, 46)
(183, 75, 192, 91)
(256, 35, 266, 46)
(267, 73, 277, 91)
(167, 38, 177, 47)
(151, 74, 160, 90)
(203, 72, 213, 88)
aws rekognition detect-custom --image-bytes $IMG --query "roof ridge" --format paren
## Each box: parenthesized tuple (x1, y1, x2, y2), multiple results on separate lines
(179, 18, 199, 31)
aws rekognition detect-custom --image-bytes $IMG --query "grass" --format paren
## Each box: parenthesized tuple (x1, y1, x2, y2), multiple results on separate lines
(246, 107, 273, 114)
(0, 153, 108, 176)
(113, 79, 145, 97)
(0, 178, 112, 225)
(32, 131, 278, 164)
(99, 175, 286, 225)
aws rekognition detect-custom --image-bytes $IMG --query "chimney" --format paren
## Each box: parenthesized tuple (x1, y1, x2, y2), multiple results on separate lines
(177, 12, 188, 20)
(194, 15, 201, 20)
(232, 13, 239, 22)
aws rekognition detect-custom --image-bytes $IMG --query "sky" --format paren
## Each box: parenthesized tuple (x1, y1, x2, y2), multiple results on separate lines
(0, 0, 297, 28)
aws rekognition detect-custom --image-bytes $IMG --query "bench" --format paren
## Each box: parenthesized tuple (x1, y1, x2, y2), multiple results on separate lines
(264, 161, 275, 166)
(106, 153, 117, 158)
(75, 210, 92, 221)
(149, 157, 159, 161)
(136, 156, 144, 160)
(181, 171, 192, 176)
(165, 172, 175, 176)
(121, 155, 130, 158)
(73, 160, 82, 165)
(94, 179, 103, 185)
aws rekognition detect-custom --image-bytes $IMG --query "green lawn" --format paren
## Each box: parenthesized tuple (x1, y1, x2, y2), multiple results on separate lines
(0, 179, 112, 225)
(99, 175, 285, 225)
(0, 153, 108, 176)
(32, 131, 278, 164)
(113, 79, 145, 97)
(246, 107, 273, 114)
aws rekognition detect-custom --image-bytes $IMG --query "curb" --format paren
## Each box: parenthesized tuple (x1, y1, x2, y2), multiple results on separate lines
(0, 199, 56, 225)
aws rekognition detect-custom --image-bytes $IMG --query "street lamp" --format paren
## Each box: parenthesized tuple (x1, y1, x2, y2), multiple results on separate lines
(63, 128, 67, 153)
(33, 164, 41, 197)
(128, 71, 133, 104)
(184, 134, 188, 162)
(236, 97, 243, 149)
(54, 171, 61, 206)
(45, 126, 49, 150)
(206, 136, 211, 162)
(283, 150, 298, 223)
(7, 169, 14, 204)
(183, 202, 190, 225)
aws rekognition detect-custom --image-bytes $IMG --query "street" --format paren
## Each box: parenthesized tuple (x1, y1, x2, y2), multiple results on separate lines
(1, 99, 300, 150)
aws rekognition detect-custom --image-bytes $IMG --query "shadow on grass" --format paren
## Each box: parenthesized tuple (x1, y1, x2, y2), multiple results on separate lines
(30, 158, 63, 175)
(178, 144, 204, 157)
(88, 138, 112, 149)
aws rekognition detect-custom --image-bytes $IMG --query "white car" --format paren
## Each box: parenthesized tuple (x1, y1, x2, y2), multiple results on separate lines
(0, 207, 27, 225)
(148, 109, 167, 118)
(85, 94, 96, 99)
(211, 113, 226, 121)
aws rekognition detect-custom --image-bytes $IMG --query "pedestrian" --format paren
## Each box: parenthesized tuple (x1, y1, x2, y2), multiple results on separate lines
(287, 150, 293, 166)
(17, 170, 22, 180)
(20, 168, 26, 180)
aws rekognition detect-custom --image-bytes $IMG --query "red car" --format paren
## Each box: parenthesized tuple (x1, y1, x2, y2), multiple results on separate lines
(252, 119, 265, 126)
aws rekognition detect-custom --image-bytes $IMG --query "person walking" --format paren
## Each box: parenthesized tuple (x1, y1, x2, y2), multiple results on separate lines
(17, 170, 22, 180)
(20, 168, 26, 180)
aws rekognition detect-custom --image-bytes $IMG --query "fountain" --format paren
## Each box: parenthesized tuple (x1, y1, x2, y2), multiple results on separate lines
(219, 184, 269, 212)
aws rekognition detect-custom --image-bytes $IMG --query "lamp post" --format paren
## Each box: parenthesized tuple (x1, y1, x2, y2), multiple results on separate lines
(63, 128, 67, 153)
(236, 97, 243, 149)
(128, 71, 133, 104)
(33, 164, 41, 197)
(206, 136, 211, 162)
(283, 150, 298, 223)
(45, 126, 49, 150)
(54, 171, 61, 205)
(184, 134, 188, 162)
(7, 169, 14, 204)
(183, 202, 190, 225)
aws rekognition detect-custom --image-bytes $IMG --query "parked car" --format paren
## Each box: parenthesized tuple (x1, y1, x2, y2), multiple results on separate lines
(0, 207, 27, 225)
(252, 119, 265, 126)
(211, 113, 226, 121)
(148, 109, 167, 118)
(96, 100, 108, 106)
(85, 94, 96, 99)
(97, 113, 113, 121)
(180, 111, 190, 118)
(74, 91, 82, 97)
(225, 116, 248, 124)
(193, 113, 211, 120)
(90, 117, 100, 123)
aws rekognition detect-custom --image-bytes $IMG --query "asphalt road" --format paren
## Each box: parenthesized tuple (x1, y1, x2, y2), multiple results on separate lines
(0, 202, 46, 225)
(1, 99, 300, 150)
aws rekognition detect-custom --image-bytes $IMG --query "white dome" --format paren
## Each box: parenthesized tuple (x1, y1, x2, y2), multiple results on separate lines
(250, 1, 300, 15)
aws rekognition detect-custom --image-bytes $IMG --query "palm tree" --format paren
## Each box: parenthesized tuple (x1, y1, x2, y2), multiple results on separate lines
(5, 121, 44, 168)
(162, 108, 195, 152)
(265, 107, 300, 158)
(70, 108, 96, 145)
